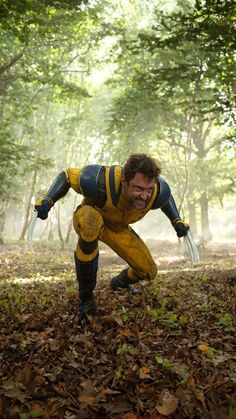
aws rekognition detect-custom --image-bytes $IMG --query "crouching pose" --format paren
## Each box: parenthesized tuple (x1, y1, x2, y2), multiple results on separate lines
(35, 154, 189, 323)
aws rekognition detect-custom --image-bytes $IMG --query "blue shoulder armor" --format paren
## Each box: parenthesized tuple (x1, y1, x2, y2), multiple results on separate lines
(152, 177, 171, 209)
(79, 164, 105, 199)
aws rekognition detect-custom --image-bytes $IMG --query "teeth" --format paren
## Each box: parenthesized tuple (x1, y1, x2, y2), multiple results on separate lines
(184, 230, 200, 265)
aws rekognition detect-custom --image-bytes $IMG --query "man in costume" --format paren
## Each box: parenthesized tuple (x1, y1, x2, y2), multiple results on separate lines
(35, 154, 189, 323)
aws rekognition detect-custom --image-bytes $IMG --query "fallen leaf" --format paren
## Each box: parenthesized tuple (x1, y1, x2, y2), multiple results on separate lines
(212, 353, 235, 366)
(80, 379, 96, 395)
(156, 389, 179, 416)
(198, 344, 209, 351)
(121, 413, 138, 419)
(141, 366, 150, 374)
(78, 394, 97, 406)
(139, 367, 152, 379)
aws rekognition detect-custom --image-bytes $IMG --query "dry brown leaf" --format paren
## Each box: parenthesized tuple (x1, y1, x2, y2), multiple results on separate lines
(80, 378, 97, 395)
(141, 366, 150, 374)
(156, 389, 179, 416)
(114, 316, 123, 326)
(212, 353, 235, 366)
(30, 402, 49, 419)
(123, 329, 132, 337)
(198, 344, 209, 351)
(21, 364, 35, 385)
(139, 367, 152, 380)
(0, 244, 235, 418)
(4, 388, 27, 403)
(121, 413, 138, 419)
(78, 394, 97, 406)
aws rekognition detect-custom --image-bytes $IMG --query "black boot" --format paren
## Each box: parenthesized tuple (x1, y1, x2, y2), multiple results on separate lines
(74, 253, 98, 323)
(110, 268, 138, 291)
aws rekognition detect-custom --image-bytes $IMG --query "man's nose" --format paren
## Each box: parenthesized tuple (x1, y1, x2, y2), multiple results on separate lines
(140, 191, 149, 200)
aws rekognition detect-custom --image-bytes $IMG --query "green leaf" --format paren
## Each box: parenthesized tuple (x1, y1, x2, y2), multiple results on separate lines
(149, 309, 160, 319)
(30, 410, 43, 417)
(155, 356, 174, 369)
(114, 370, 123, 379)
(228, 407, 236, 419)
(179, 315, 188, 325)
(205, 347, 216, 359)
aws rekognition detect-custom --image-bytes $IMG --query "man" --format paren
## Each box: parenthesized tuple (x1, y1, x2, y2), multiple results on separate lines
(35, 154, 189, 323)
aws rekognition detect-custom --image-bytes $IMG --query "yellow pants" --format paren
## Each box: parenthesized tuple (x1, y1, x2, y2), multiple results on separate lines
(73, 205, 157, 281)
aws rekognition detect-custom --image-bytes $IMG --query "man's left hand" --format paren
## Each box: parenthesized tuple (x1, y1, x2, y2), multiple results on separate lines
(173, 219, 190, 237)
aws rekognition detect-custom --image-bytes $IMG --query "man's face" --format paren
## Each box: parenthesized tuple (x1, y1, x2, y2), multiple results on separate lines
(122, 172, 156, 210)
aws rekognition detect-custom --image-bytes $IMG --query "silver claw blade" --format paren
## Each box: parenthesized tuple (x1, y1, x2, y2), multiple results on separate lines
(28, 210, 38, 248)
(184, 230, 200, 265)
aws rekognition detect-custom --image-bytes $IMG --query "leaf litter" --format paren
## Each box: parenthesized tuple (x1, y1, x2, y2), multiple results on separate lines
(0, 241, 235, 418)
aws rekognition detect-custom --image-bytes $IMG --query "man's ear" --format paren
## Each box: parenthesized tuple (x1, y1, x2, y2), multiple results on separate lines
(121, 175, 127, 186)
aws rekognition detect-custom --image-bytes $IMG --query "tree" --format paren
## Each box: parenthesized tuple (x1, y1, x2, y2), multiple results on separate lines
(102, 0, 236, 239)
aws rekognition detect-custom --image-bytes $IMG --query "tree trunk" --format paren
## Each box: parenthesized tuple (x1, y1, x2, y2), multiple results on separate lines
(65, 219, 73, 243)
(47, 219, 54, 242)
(19, 169, 37, 241)
(187, 200, 197, 236)
(65, 194, 78, 243)
(0, 200, 10, 244)
(55, 204, 64, 250)
(199, 191, 212, 242)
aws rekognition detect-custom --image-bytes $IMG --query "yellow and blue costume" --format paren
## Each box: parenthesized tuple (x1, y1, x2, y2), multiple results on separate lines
(35, 164, 188, 321)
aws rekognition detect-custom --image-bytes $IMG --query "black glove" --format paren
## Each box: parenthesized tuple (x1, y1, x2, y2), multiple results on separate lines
(35, 198, 53, 220)
(173, 218, 189, 237)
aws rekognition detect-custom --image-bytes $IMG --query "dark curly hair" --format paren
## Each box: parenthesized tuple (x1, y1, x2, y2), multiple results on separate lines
(123, 153, 161, 182)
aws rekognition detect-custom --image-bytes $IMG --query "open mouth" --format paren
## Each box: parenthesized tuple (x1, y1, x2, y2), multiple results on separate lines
(134, 199, 147, 208)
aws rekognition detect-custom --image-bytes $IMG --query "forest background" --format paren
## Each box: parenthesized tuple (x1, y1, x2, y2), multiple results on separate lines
(0, 1, 236, 418)
(0, 0, 235, 246)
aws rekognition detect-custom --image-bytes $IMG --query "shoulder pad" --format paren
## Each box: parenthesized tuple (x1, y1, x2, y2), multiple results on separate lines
(109, 165, 122, 206)
(152, 177, 171, 209)
(80, 164, 105, 198)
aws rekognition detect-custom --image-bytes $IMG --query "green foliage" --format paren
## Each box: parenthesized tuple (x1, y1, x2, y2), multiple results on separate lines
(228, 407, 236, 419)
(0, 134, 28, 197)
(204, 346, 217, 359)
(0, 0, 235, 241)
(155, 356, 175, 369)
(216, 312, 232, 326)
(117, 343, 130, 355)
(114, 370, 124, 379)
(121, 306, 129, 322)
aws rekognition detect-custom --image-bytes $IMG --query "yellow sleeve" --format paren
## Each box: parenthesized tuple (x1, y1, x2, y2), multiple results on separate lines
(66, 168, 83, 194)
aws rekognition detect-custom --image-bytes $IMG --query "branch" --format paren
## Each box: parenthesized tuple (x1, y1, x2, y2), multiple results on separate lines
(205, 137, 234, 153)
(0, 52, 24, 76)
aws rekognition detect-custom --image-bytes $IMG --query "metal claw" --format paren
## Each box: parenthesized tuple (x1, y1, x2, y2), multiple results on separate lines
(184, 230, 200, 265)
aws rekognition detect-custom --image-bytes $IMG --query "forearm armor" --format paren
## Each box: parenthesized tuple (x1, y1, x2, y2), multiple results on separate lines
(161, 194, 181, 224)
(46, 171, 70, 204)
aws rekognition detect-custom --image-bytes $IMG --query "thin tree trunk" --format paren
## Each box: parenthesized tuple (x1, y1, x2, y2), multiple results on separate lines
(65, 194, 78, 243)
(0, 200, 10, 244)
(19, 169, 37, 241)
(55, 204, 64, 250)
(65, 219, 73, 243)
(199, 191, 212, 241)
(47, 219, 54, 241)
(187, 200, 197, 236)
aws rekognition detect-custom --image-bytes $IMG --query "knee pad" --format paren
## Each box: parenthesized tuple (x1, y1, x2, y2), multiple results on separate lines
(128, 262, 157, 282)
(73, 205, 104, 242)
(148, 263, 158, 281)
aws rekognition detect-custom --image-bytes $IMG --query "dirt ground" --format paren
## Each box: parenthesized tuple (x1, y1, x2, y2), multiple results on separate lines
(0, 240, 235, 419)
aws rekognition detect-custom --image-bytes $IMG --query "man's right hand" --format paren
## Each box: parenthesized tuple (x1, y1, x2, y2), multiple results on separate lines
(35, 198, 53, 220)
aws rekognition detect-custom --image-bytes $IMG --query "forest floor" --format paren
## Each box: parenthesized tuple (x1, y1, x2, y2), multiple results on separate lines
(0, 240, 235, 419)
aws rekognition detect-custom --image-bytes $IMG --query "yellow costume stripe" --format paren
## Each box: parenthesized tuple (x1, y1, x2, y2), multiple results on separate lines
(66, 168, 82, 193)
